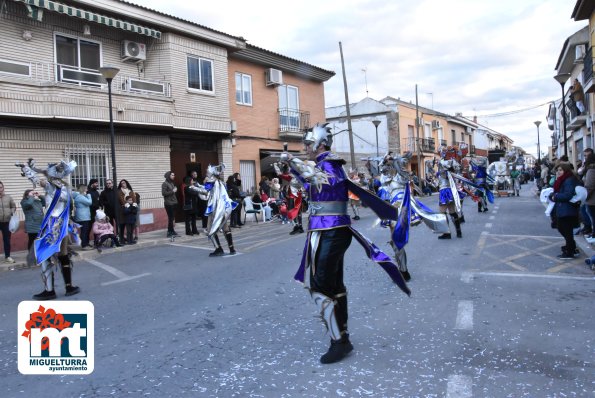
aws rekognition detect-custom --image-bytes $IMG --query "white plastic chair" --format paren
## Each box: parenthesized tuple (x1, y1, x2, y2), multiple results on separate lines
(243, 197, 265, 223)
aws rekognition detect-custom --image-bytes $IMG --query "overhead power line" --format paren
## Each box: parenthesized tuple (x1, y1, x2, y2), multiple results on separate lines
(464, 100, 554, 119)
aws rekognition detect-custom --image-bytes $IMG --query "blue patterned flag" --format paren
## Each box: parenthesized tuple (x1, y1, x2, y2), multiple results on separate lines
(392, 183, 411, 250)
(34, 188, 70, 264)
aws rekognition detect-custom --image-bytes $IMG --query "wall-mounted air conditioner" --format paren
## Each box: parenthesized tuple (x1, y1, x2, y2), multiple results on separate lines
(575, 44, 586, 62)
(121, 40, 146, 62)
(265, 68, 283, 86)
(431, 120, 441, 129)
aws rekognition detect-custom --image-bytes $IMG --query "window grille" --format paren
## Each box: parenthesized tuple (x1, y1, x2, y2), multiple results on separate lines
(65, 145, 110, 190)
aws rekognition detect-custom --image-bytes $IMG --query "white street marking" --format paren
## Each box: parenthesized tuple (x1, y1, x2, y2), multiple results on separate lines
(485, 223, 492, 228)
(455, 301, 473, 330)
(86, 258, 151, 286)
(474, 271, 595, 281)
(446, 374, 472, 398)
(489, 216, 495, 220)
(461, 272, 473, 283)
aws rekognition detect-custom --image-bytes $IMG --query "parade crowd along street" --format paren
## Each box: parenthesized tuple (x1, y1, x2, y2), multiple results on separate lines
(3, 128, 594, 363)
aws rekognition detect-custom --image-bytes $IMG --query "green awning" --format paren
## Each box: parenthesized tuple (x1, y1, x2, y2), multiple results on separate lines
(13, 0, 161, 39)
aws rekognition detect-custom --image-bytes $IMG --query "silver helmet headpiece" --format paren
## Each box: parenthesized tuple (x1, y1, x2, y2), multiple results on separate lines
(206, 163, 225, 178)
(47, 159, 77, 179)
(303, 123, 332, 151)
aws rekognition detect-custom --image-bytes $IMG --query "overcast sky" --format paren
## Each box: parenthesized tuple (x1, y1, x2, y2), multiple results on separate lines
(126, 0, 584, 157)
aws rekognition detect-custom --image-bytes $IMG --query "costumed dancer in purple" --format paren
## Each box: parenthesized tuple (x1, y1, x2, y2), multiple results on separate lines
(281, 123, 410, 364)
(15, 158, 81, 300)
(436, 145, 467, 239)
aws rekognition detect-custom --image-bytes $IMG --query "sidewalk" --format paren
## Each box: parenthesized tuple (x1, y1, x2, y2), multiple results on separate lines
(0, 220, 263, 273)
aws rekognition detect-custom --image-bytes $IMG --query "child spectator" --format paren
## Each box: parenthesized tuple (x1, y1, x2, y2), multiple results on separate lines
(92, 210, 121, 250)
(122, 196, 138, 245)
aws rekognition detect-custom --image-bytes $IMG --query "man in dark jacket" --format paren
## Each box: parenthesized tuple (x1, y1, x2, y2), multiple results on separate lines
(99, 179, 117, 228)
(87, 179, 100, 229)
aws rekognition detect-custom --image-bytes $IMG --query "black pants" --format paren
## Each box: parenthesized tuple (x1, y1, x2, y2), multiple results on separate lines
(185, 212, 198, 234)
(557, 216, 577, 254)
(78, 220, 91, 248)
(231, 201, 242, 226)
(310, 227, 353, 333)
(27, 233, 37, 250)
(165, 204, 176, 233)
(0, 222, 11, 258)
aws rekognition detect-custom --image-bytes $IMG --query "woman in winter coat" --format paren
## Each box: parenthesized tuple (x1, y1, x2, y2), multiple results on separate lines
(20, 189, 46, 250)
(183, 176, 200, 235)
(72, 184, 93, 249)
(117, 179, 137, 243)
(549, 162, 580, 259)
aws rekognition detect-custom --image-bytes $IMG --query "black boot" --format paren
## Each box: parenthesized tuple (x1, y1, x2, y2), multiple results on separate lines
(451, 213, 462, 238)
(33, 289, 57, 300)
(224, 232, 236, 255)
(438, 233, 452, 239)
(59, 255, 80, 297)
(289, 225, 300, 235)
(209, 235, 224, 257)
(401, 270, 412, 281)
(320, 334, 354, 364)
(209, 247, 224, 257)
(478, 203, 483, 213)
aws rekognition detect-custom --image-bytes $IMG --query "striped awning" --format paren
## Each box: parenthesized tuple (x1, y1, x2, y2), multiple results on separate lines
(13, 0, 161, 39)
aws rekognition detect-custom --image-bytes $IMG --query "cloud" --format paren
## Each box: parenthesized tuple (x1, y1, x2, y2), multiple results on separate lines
(126, 0, 584, 157)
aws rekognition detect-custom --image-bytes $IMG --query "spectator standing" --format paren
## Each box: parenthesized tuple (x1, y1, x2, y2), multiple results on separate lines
(134, 192, 141, 242)
(21, 189, 46, 250)
(117, 179, 137, 243)
(183, 176, 200, 235)
(550, 162, 580, 259)
(162, 171, 180, 238)
(226, 174, 242, 228)
(270, 177, 281, 200)
(99, 179, 117, 230)
(87, 179, 100, 226)
(122, 195, 138, 245)
(72, 184, 93, 250)
(191, 170, 208, 231)
(0, 181, 16, 263)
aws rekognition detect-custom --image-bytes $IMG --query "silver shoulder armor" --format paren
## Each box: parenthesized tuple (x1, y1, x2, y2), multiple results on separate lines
(288, 158, 329, 192)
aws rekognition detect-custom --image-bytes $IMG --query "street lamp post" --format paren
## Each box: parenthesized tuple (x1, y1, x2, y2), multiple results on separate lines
(534, 120, 541, 164)
(372, 119, 381, 157)
(99, 66, 120, 232)
(554, 72, 571, 158)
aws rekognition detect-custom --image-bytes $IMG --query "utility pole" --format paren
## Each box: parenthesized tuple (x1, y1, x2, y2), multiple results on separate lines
(339, 42, 356, 170)
(415, 84, 422, 180)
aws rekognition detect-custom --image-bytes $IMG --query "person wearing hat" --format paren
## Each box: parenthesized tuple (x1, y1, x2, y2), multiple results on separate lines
(92, 209, 121, 250)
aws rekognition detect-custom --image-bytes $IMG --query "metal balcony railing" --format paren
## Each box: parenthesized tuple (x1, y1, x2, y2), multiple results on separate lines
(403, 137, 435, 153)
(583, 45, 593, 83)
(0, 58, 172, 97)
(278, 108, 310, 135)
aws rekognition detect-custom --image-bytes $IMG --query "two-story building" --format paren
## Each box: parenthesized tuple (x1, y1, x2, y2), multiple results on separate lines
(228, 44, 334, 194)
(0, 0, 332, 250)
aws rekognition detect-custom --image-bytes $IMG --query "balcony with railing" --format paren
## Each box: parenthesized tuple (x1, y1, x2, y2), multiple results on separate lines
(565, 87, 587, 130)
(403, 137, 436, 153)
(278, 108, 310, 139)
(0, 59, 172, 97)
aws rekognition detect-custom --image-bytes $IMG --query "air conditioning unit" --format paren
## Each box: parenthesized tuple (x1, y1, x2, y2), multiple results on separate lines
(121, 40, 146, 62)
(575, 44, 586, 62)
(431, 120, 441, 129)
(265, 68, 283, 86)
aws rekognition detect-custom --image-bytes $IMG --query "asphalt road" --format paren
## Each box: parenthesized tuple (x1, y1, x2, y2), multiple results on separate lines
(1, 182, 593, 397)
